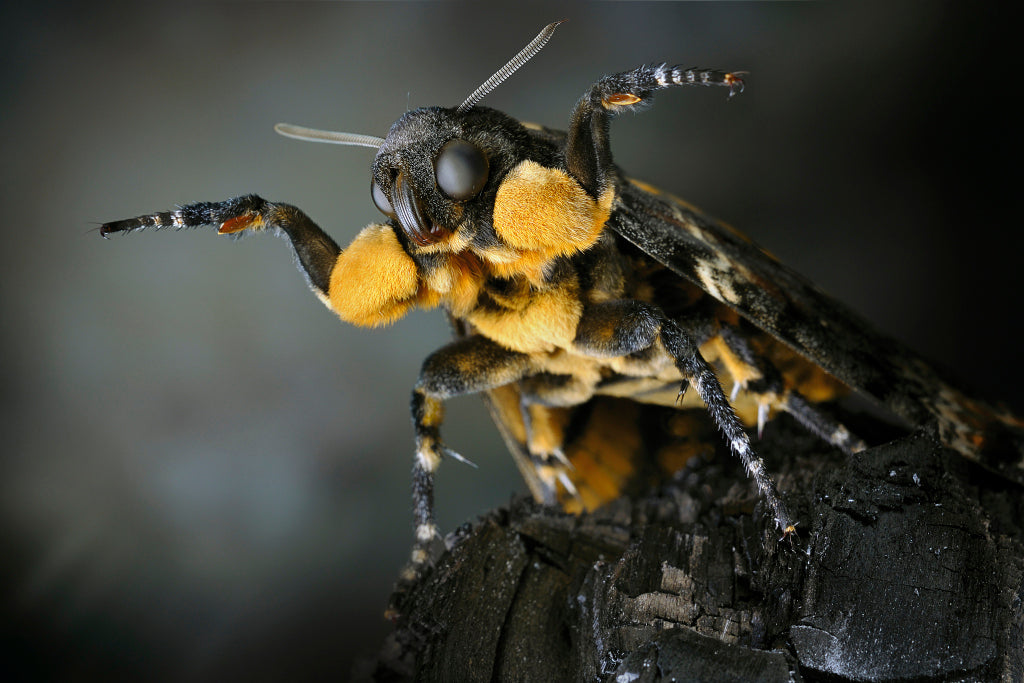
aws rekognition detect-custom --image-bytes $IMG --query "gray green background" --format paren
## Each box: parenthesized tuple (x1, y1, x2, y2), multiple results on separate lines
(2, 2, 1018, 678)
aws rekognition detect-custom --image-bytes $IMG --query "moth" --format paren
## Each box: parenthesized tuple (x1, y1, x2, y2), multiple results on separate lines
(101, 23, 1023, 594)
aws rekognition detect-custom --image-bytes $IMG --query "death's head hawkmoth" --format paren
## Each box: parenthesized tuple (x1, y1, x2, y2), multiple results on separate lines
(99, 22, 1024, 608)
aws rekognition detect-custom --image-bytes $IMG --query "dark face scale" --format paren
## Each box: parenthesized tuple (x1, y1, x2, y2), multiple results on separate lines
(370, 106, 537, 251)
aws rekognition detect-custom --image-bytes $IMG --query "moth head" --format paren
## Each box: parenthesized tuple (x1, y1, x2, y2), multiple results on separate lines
(273, 21, 562, 257)
(368, 106, 531, 253)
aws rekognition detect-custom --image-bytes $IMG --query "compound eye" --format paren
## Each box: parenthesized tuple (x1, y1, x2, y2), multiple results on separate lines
(371, 178, 396, 219)
(435, 139, 488, 201)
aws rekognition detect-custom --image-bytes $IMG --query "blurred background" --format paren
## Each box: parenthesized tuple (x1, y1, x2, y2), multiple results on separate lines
(1, 2, 1018, 679)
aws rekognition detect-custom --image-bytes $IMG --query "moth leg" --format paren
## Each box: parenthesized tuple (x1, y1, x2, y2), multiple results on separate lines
(781, 391, 867, 454)
(566, 65, 743, 199)
(717, 327, 867, 454)
(99, 195, 341, 303)
(102, 196, 424, 331)
(574, 301, 796, 536)
(517, 401, 577, 502)
(403, 335, 534, 587)
(517, 373, 599, 502)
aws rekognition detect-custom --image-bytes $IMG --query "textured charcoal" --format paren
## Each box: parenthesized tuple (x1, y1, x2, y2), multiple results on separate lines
(368, 415, 1024, 682)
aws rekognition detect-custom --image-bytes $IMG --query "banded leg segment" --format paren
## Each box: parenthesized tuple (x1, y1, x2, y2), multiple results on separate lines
(572, 300, 795, 535)
(718, 326, 868, 455)
(782, 391, 867, 454)
(402, 336, 535, 585)
(661, 321, 796, 535)
(99, 195, 341, 301)
(566, 65, 743, 199)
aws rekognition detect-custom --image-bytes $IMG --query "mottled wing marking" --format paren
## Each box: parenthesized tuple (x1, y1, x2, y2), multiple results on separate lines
(613, 179, 1024, 480)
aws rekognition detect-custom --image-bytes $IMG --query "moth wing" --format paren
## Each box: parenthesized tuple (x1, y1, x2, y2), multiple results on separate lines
(611, 179, 1024, 480)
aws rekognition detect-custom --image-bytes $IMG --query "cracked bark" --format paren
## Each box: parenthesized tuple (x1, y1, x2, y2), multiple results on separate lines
(367, 412, 1024, 682)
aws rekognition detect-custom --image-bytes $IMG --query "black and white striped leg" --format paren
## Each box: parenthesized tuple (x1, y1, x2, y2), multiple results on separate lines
(99, 195, 341, 301)
(571, 301, 794, 535)
(387, 389, 446, 619)
(661, 321, 796, 537)
(566, 64, 743, 200)
(407, 390, 444, 570)
(782, 391, 868, 455)
(389, 336, 534, 615)
(720, 326, 867, 455)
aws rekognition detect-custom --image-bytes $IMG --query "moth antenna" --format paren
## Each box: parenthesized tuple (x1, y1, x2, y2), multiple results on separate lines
(274, 123, 384, 149)
(457, 20, 563, 113)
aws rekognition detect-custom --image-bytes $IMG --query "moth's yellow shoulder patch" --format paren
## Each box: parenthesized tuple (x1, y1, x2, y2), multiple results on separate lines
(328, 224, 419, 327)
(493, 160, 613, 257)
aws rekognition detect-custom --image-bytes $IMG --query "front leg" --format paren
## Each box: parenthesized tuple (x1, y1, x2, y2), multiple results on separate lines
(401, 336, 534, 593)
(100, 195, 341, 300)
(101, 196, 422, 328)
(566, 65, 743, 199)
(574, 300, 796, 537)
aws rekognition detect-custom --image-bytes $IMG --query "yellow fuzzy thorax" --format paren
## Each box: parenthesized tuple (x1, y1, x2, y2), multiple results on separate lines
(325, 159, 616, 348)
(492, 160, 613, 261)
(327, 223, 419, 327)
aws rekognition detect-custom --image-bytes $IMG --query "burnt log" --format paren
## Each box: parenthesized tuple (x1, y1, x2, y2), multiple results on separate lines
(368, 415, 1024, 681)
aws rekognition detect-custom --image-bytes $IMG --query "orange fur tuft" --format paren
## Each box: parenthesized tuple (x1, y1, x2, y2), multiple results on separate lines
(327, 224, 419, 327)
(468, 284, 583, 354)
(426, 252, 484, 318)
(493, 160, 613, 257)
